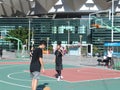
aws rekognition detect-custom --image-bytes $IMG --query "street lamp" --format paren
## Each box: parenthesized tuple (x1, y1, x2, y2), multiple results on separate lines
(31, 27, 34, 47)
(79, 35, 82, 44)
(28, 18, 32, 51)
(79, 35, 82, 56)
(67, 21, 70, 44)
(47, 37, 49, 54)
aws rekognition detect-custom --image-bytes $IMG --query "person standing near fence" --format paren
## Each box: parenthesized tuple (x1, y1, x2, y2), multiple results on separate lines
(107, 48, 113, 68)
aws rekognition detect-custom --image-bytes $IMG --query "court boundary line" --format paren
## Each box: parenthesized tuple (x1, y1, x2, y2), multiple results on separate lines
(0, 79, 31, 88)
(7, 71, 56, 82)
(0, 65, 31, 89)
(0, 64, 26, 69)
(41, 74, 70, 83)
(0, 61, 30, 65)
(66, 76, 120, 83)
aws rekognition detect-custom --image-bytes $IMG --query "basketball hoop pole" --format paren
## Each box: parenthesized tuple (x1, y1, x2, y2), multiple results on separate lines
(111, 0, 114, 42)
(47, 37, 49, 54)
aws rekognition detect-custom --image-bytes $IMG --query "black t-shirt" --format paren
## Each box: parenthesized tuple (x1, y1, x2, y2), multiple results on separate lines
(0, 48, 3, 55)
(55, 50, 62, 65)
(30, 48, 43, 72)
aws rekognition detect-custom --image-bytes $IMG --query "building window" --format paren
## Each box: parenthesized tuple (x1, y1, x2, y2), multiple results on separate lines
(78, 25, 86, 34)
(58, 26, 75, 34)
(58, 26, 64, 33)
(52, 26, 57, 34)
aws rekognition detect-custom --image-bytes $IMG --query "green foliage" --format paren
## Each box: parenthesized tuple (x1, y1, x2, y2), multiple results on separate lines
(93, 45, 99, 54)
(48, 45, 53, 53)
(8, 27, 29, 44)
(93, 45, 103, 56)
(44, 45, 53, 54)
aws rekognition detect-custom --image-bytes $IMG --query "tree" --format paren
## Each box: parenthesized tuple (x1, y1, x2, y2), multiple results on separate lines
(7, 27, 29, 44)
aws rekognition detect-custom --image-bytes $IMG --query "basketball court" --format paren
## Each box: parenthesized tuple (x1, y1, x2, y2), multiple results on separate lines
(0, 58, 120, 90)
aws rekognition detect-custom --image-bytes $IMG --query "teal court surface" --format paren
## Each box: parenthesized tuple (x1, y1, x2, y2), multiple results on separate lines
(1, 60, 120, 90)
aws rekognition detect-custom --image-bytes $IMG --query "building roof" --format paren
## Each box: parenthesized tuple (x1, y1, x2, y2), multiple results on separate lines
(0, 0, 120, 17)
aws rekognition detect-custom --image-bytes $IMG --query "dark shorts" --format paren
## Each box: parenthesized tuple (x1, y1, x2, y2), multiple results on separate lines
(107, 57, 112, 61)
(56, 65, 63, 70)
(30, 71, 40, 80)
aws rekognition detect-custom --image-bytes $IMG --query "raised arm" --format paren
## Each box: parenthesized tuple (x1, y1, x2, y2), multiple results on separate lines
(59, 49, 64, 56)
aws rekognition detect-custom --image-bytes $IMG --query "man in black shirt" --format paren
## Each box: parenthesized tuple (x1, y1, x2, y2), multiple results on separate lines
(54, 44, 64, 81)
(30, 40, 46, 90)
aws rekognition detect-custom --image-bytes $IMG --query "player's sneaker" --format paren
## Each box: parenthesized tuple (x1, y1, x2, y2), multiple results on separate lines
(60, 76, 64, 79)
(57, 76, 61, 81)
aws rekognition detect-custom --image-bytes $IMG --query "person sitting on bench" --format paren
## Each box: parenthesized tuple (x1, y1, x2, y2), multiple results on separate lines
(97, 55, 108, 66)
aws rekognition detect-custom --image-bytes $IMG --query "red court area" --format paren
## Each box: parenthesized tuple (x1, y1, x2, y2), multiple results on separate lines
(42, 67, 120, 82)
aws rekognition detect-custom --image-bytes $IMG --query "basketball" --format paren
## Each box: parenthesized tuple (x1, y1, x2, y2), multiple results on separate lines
(43, 86, 51, 90)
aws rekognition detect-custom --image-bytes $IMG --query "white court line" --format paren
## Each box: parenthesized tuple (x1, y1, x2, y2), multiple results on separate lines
(65, 77, 120, 83)
(0, 65, 31, 89)
(7, 71, 56, 82)
(0, 80, 31, 88)
(7, 72, 31, 81)
(0, 64, 26, 69)
(0, 64, 54, 89)
(41, 74, 71, 83)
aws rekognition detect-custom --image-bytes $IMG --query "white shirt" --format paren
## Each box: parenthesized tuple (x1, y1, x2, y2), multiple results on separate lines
(103, 56, 107, 59)
(107, 50, 113, 57)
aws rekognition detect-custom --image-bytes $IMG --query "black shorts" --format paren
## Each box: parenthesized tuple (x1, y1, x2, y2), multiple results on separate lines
(107, 57, 112, 61)
(56, 65, 63, 70)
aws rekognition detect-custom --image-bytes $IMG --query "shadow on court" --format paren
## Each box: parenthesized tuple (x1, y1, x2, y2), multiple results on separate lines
(55, 74, 58, 78)
(37, 83, 49, 90)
